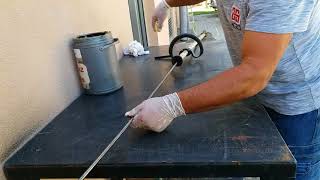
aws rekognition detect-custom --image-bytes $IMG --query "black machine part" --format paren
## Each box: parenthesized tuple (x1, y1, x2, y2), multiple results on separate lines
(155, 33, 206, 66)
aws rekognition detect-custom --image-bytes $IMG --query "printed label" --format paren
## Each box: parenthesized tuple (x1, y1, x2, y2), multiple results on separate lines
(231, 5, 241, 25)
(77, 63, 90, 89)
(230, 4, 242, 30)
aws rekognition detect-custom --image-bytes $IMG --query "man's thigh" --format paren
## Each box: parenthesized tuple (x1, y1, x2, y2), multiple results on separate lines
(265, 107, 320, 180)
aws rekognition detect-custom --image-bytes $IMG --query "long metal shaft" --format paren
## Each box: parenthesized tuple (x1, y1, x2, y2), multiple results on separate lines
(79, 32, 207, 180)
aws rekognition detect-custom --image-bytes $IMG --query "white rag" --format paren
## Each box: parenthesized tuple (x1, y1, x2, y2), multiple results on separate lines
(123, 41, 150, 57)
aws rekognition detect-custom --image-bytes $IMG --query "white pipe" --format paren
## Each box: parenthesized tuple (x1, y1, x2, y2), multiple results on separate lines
(179, 32, 207, 60)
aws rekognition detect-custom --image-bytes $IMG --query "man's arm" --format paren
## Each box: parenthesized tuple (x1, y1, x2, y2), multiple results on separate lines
(178, 31, 292, 113)
(166, 0, 205, 7)
(125, 31, 292, 132)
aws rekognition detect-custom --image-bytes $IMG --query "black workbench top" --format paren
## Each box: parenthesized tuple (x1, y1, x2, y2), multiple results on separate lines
(4, 41, 296, 180)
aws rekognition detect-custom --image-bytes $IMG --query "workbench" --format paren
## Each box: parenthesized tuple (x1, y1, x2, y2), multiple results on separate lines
(4, 40, 296, 180)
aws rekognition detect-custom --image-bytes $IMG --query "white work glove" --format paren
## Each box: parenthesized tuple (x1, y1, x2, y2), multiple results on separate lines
(125, 93, 186, 133)
(152, 0, 171, 32)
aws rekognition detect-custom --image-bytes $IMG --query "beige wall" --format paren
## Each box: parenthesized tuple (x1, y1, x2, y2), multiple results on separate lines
(0, 1, 133, 179)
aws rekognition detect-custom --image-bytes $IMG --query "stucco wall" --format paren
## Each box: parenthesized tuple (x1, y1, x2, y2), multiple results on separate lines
(0, 1, 133, 179)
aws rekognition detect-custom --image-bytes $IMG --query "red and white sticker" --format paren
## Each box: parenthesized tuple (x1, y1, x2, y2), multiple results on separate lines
(73, 49, 90, 89)
(77, 63, 90, 89)
(231, 5, 241, 25)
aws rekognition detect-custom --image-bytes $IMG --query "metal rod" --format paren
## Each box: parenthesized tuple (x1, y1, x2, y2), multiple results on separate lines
(79, 32, 207, 180)
(148, 63, 178, 99)
(79, 118, 133, 180)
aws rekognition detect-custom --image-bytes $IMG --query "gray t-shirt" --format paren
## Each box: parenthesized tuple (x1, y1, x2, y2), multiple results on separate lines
(216, 0, 320, 115)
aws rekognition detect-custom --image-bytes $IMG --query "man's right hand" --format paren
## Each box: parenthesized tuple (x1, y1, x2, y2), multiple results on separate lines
(152, 0, 170, 32)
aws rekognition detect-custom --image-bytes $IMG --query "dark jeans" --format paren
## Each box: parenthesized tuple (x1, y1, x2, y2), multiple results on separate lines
(265, 107, 320, 180)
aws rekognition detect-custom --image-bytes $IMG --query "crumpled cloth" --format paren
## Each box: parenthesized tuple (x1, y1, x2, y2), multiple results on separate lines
(123, 41, 150, 57)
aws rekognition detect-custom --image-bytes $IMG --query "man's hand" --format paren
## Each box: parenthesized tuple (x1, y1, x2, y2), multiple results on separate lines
(152, 0, 170, 32)
(125, 93, 185, 132)
(152, 0, 205, 32)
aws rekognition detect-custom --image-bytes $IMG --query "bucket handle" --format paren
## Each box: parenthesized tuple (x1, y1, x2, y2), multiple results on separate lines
(99, 38, 119, 51)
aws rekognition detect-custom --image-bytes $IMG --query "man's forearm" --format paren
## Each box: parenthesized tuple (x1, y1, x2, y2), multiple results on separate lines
(166, 0, 205, 7)
(177, 30, 293, 114)
(178, 62, 269, 113)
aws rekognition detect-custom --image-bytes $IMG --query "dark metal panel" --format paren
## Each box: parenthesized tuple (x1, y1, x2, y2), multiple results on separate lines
(3, 41, 296, 180)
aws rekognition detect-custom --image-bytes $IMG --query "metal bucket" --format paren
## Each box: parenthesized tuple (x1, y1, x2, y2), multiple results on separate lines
(73, 31, 123, 95)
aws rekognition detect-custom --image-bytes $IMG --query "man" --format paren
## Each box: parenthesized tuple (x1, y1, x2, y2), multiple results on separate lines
(126, 0, 320, 179)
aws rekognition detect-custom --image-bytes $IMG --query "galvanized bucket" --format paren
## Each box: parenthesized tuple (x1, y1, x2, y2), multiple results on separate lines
(73, 31, 123, 95)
